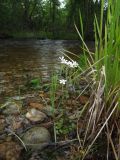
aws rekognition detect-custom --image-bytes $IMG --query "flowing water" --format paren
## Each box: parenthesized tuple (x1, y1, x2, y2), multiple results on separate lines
(0, 39, 94, 103)
(0, 39, 83, 102)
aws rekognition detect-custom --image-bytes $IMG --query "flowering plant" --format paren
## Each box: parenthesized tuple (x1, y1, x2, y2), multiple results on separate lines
(59, 79, 67, 85)
(59, 56, 79, 68)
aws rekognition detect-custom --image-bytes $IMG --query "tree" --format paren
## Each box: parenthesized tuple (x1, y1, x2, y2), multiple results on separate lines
(0, 0, 106, 39)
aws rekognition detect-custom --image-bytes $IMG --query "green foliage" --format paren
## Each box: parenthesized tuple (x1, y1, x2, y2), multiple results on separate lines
(75, 0, 120, 159)
(94, 0, 120, 94)
(26, 78, 41, 89)
(55, 113, 75, 135)
(30, 78, 40, 87)
(0, 0, 102, 39)
(50, 75, 58, 113)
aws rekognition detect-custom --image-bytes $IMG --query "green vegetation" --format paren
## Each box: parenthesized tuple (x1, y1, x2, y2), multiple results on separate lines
(55, 113, 76, 136)
(0, 0, 102, 39)
(49, 0, 120, 159)
(1, 0, 120, 159)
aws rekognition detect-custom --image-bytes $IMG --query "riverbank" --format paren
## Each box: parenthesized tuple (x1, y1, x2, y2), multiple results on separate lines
(0, 39, 117, 159)
(0, 31, 79, 40)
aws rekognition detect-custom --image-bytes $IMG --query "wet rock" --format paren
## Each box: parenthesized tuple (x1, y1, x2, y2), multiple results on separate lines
(0, 140, 22, 160)
(2, 101, 22, 115)
(22, 127, 51, 150)
(26, 108, 47, 122)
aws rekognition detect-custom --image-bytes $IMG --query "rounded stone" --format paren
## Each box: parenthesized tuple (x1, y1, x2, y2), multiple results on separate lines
(26, 108, 47, 122)
(22, 127, 51, 150)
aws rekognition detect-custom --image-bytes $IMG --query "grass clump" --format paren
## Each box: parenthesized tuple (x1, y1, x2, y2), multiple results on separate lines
(74, 0, 120, 159)
(50, 0, 120, 159)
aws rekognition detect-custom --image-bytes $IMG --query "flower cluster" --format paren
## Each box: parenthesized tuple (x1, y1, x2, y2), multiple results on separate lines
(59, 56, 79, 68)
(59, 79, 67, 85)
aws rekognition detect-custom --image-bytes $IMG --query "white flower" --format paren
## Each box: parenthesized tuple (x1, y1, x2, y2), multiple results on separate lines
(59, 56, 68, 64)
(66, 61, 72, 66)
(72, 61, 79, 68)
(59, 79, 67, 85)
(59, 56, 79, 68)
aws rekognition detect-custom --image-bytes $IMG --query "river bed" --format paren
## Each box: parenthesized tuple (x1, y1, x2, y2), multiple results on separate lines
(0, 40, 83, 103)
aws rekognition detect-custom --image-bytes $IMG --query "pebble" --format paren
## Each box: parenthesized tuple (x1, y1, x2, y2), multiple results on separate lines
(26, 108, 47, 122)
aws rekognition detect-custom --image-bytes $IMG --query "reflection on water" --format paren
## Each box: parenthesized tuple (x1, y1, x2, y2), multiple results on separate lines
(0, 40, 81, 99)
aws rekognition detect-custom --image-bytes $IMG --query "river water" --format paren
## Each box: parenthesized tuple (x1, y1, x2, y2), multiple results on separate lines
(0, 40, 83, 102)
(0, 39, 94, 103)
